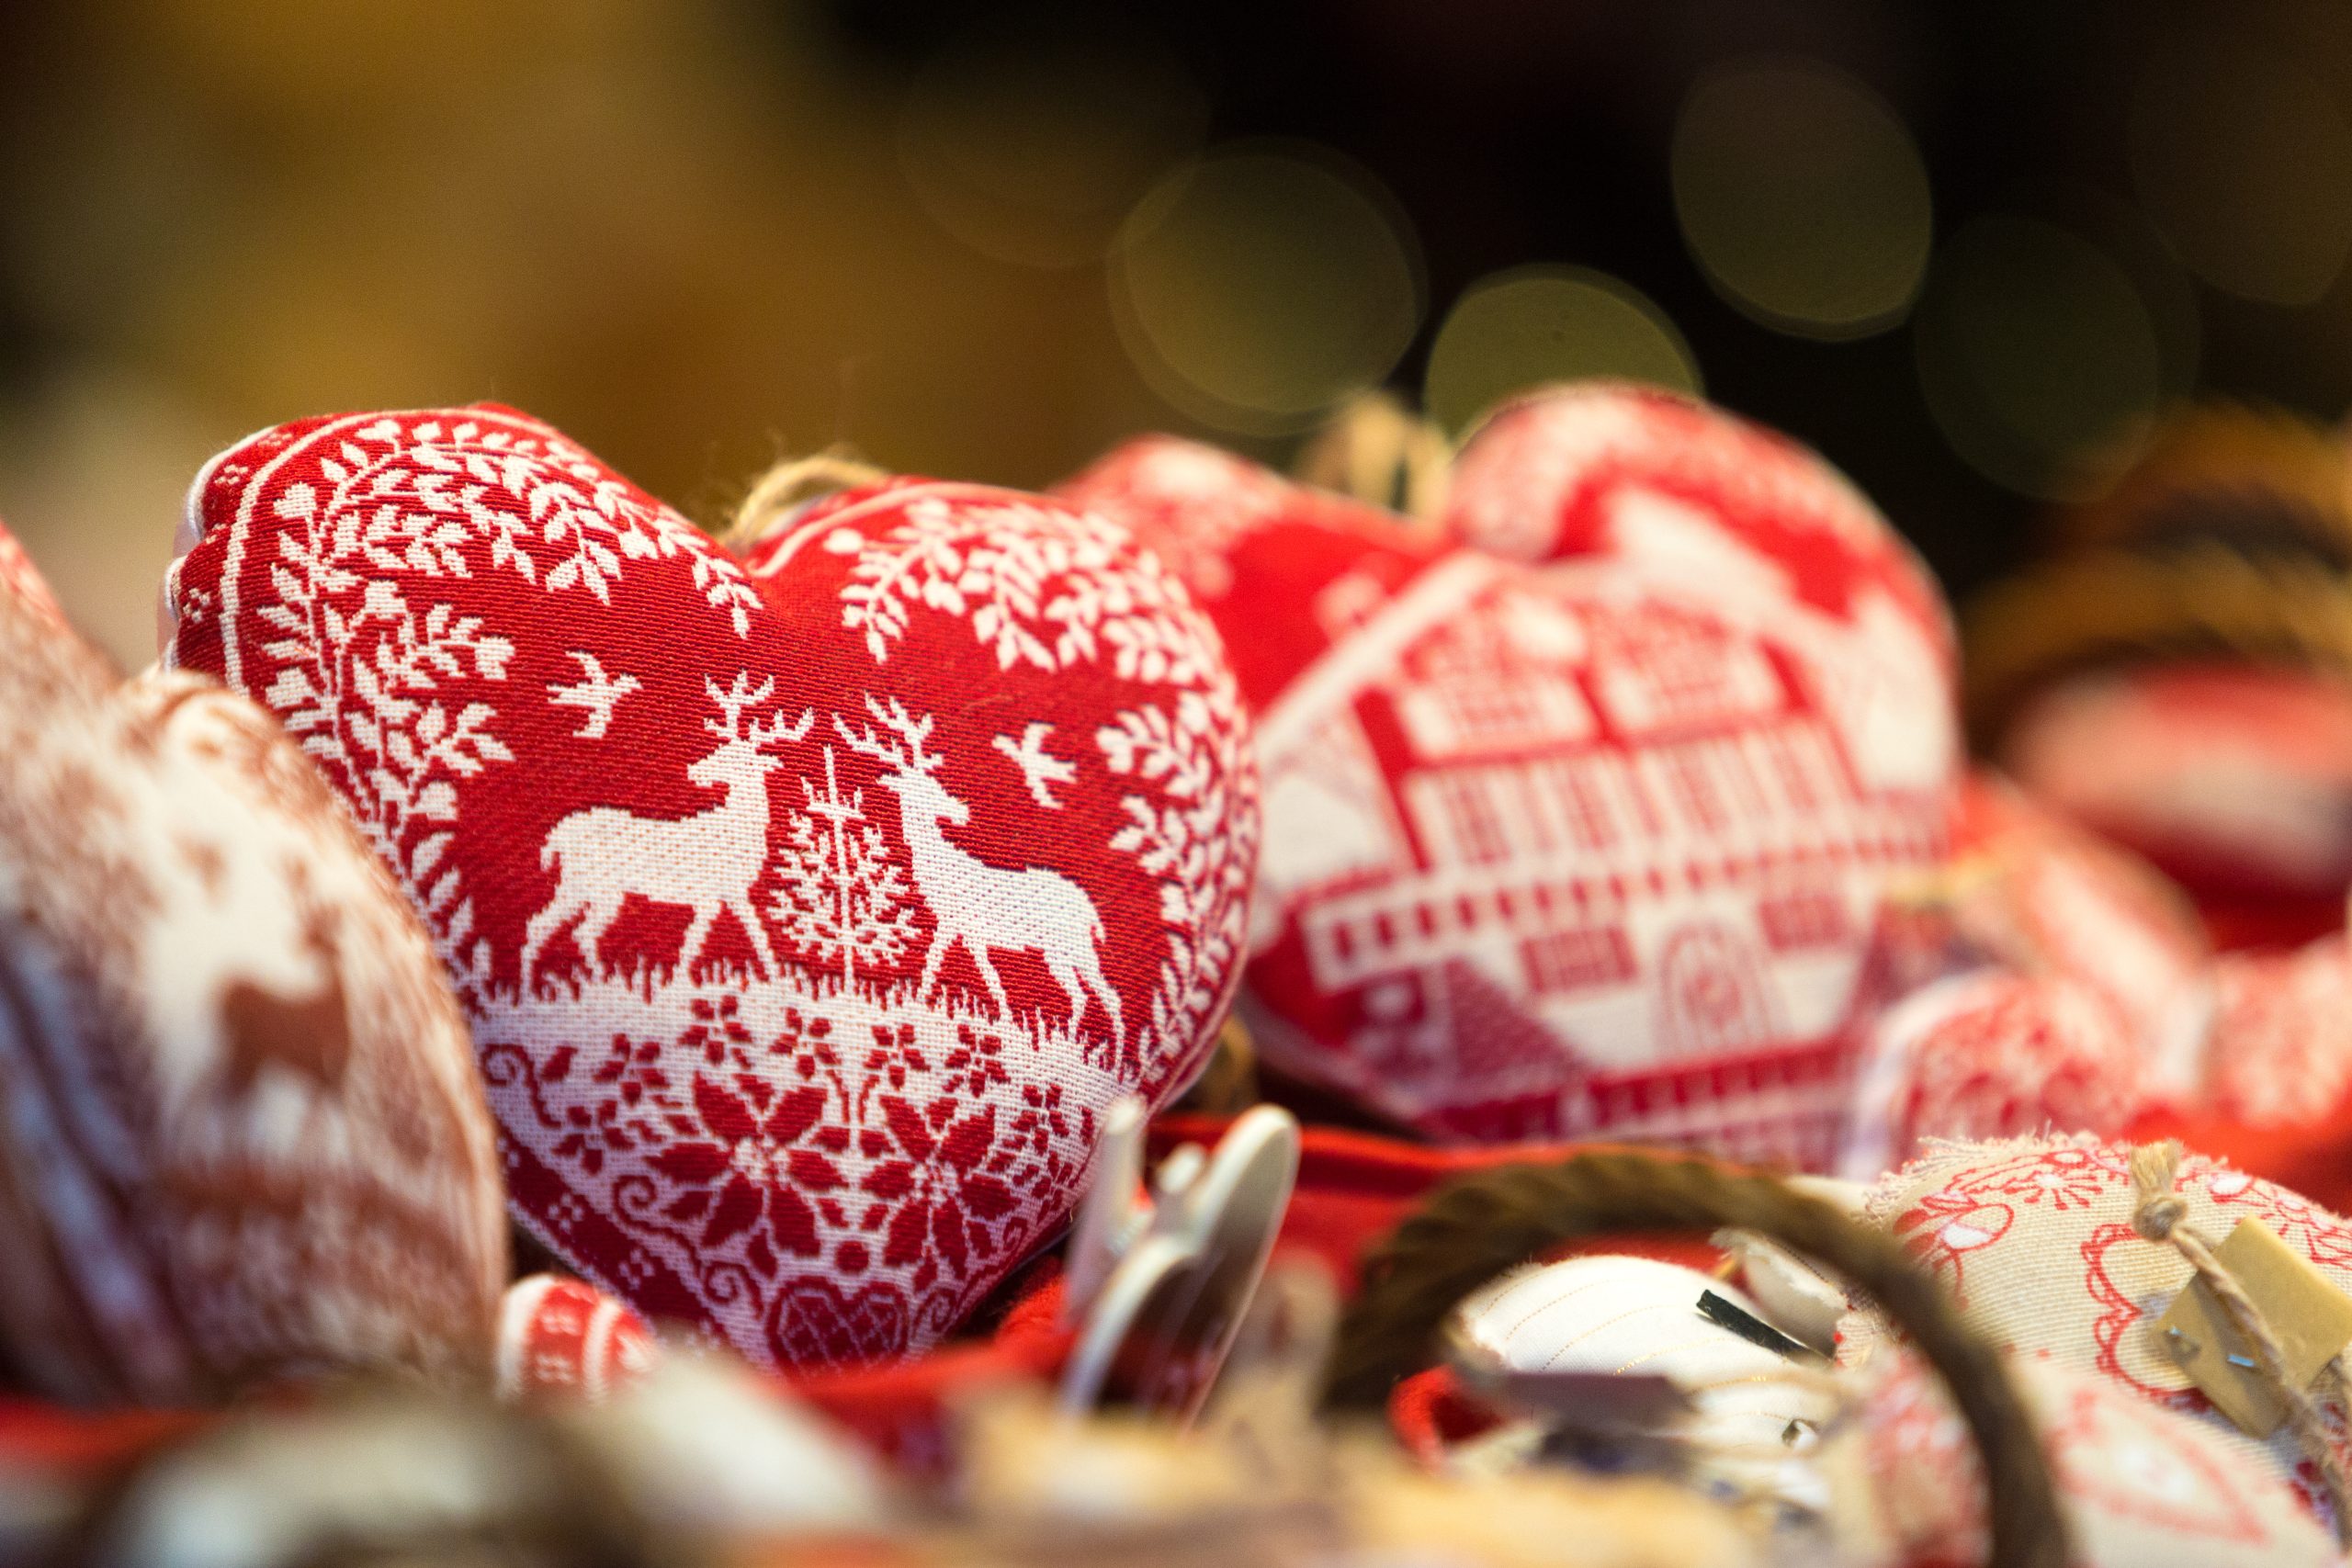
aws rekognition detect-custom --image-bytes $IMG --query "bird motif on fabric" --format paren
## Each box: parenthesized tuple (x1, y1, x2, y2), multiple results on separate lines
(548, 651, 641, 739)
(993, 721, 1077, 809)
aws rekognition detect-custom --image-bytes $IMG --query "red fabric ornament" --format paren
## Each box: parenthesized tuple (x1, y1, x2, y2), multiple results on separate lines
(1945, 778, 2210, 1008)
(2002, 663, 2352, 908)
(494, 1274, 657, 1403)
(1442, 381, 1955, 678)
(1061, 431, 1952, 1164)
(2199, 938, 2352, 1128)
(1843, 971, 2151, 1177)
(0, 521, 505, 1404)
(164, 407, 1257, 1369)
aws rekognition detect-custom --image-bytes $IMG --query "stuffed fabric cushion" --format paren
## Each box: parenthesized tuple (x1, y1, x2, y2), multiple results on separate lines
(1845, 1135, 2352, 1524)
(164, 407, 1257, 1368)
(0, 521, 505, 1404)
(1061, 435, 1951, 1164)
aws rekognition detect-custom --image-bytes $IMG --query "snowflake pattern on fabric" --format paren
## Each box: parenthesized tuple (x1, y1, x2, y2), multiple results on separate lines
(166, 408, 1258, 1368)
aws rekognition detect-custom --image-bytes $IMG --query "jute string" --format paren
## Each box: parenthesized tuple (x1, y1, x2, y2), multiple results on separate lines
(1320, 1148, 2068, 1568)
(2130, 1139, 2352, 1548)
(723, 449, 889, 553)
(1293, 391, 1452, 525)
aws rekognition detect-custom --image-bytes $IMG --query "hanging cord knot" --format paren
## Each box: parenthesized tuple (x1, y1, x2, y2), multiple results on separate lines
(2130, 1139, 2352, 1549)
(723, 448, 890, 553)
(2130, 1141, 2190, 1243)
(1292, 390, 1452, 525)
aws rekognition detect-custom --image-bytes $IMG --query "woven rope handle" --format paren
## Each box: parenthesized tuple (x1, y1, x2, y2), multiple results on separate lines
(1320, 1149, 2068, 1568)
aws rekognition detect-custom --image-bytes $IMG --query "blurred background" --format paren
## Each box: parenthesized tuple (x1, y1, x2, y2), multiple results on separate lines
(1, 0, 2346, 667)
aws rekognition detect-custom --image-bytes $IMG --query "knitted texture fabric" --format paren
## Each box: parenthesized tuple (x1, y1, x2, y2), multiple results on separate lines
(164, 407, 1258, 1369)
(0, 519, 504, 1404)
(1061, 421, 1951, 1165)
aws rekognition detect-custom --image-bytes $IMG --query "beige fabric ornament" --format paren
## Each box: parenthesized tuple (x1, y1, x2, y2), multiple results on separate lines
(0, 535, 506, 1404)
(1862, 1351, 2337, 1568)
(1844, 1135, 2352, 1528)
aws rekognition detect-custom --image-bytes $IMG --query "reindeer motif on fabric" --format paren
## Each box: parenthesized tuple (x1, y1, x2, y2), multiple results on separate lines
(837, 694, 1125, 1041)
(522, 672, 810, 987)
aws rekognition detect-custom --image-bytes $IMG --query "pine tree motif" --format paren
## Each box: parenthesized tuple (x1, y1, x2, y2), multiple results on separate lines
(770, 744, 920, 992)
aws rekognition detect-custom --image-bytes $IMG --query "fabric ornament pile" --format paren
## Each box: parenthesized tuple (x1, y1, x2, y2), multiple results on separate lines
(11, 373, 2352, 1568)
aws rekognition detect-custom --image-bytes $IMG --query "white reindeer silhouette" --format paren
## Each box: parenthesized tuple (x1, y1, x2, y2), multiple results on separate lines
(522, 672, 811, 987)
(837, 695, 1124, 1041)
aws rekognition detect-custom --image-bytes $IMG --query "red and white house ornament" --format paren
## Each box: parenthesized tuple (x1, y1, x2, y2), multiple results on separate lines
(1844, 1135, 2352, 1521)
(495, 1274, 658, 1403)
(164, 407, 1258, 1369)
(1861, 1350, 2337, 1568)
(0, 521, 506, 1404)
(1441, 381, 1956, 682)
(1061, 432, 1952, 1165)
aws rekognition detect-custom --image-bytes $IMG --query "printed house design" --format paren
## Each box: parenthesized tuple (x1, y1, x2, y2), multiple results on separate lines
(1252, 565, 1944, 1167)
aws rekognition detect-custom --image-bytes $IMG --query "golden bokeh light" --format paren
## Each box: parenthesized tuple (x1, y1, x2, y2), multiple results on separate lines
(1110, 143, 1423, 434)
(1422, 265, 1700, 434)
(899, 28, 1208, 269)
(1671, 56, 1932, 339)
(2129, 31, 2352, 307)
(1914, 214, 2164, 500)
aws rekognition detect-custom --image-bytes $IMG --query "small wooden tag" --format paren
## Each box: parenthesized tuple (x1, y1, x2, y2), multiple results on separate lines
(2152, 1217, 2352, 1436)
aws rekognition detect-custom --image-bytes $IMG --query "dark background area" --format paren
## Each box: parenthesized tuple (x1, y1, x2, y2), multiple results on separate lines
(0, 0, 2345, 664)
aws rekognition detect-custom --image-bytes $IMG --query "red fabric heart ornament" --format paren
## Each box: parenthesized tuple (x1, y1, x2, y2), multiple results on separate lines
(164, 407, 1256, 1367)
(2198, 938, 2352, 1127)
(1933, 774, 2211, 1051)
(1060, 432, 1951, 1163)
(0, 521, 505, 1404)
(1442, 381, 1955, 680)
